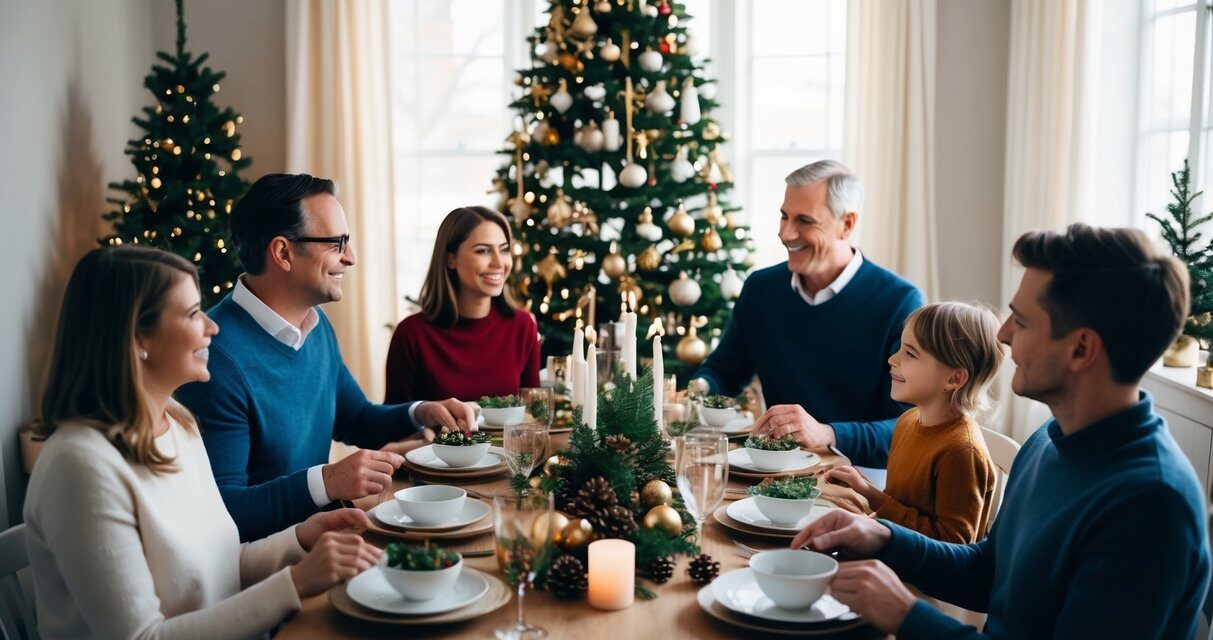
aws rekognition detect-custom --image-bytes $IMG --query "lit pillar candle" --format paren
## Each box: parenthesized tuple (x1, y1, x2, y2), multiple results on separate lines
(572, 326, 585, 407)
(587, 539, 634, 610)
(585, 342, 597, 430)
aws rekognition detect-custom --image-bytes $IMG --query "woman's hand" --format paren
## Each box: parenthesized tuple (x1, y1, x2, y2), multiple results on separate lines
(296, 508, 372, 551)
(290, 531, 381, 598)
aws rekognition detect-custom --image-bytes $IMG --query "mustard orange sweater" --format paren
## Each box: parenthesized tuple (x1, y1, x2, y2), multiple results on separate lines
(873, 408, 995, 543)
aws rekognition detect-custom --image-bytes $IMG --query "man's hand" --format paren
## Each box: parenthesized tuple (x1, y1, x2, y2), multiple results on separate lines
(752, 404, 836, 450)
(829, 560, 916, 633)
(296, 507, 372, 550)
(822, 465, 885, 510)
(790, 508, 891, 558)
(415, 398, 478, 433)
(322, 449, 404, 501)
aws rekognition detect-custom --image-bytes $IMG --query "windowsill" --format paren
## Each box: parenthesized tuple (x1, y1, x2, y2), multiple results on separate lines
(1146, 353, 1213, 402)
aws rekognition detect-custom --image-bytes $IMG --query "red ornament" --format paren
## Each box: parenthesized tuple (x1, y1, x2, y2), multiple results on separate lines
(658, 40, 672, 55)
(709, 183, 718, 191)
(658, 1, 672, 16)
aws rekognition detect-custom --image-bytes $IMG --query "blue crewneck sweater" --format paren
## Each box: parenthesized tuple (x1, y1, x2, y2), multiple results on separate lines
(694, 259, 923, 466)
(177, 296, 420, 541)
(880, 393, 1210, 639)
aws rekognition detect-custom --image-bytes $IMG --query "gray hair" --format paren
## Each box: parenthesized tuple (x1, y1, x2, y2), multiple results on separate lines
(784, 160, 863, 219)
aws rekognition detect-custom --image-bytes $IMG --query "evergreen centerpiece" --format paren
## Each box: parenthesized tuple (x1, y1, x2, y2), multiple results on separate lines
(494, 0, 755, 381)
(1147, 160, 1213, 359)
(102, 0, 250, 308)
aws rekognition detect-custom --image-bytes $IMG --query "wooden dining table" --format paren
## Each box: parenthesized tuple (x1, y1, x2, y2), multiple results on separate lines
(275, 435, 884, 639)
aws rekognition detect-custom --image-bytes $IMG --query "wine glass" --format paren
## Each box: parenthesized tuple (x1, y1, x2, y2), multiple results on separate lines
(494, 490, 555, 640)
(504, 420, 549, 477)
(675, 431, 729, 542)
(520, 387, 555, 429)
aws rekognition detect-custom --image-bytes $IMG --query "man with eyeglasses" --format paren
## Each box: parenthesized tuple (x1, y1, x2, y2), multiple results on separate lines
(178, 173, 477, 541)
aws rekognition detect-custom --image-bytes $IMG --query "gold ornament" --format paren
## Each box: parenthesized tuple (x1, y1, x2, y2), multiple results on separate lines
(701, 147, 733, 184)
(702, 192, 722, 226)
(667, 202, 695, 237)
(531, 511, 571, 547)
(636, 245, 661, 271)
(535, 251, 567, 290)
(643, 505, 682, 537)
(558, 49, 585, 73)
(617, 276, 643, 307)
(560, 518, 595, 551)
(544, 454, 571, 477)
(547, 188, 574, 227)
(700, 227, 723, 252)
(530, 82, 553, 108)
(724, 211, 737, 229)
(677, 316, 710, 365)
(640, 479, 673, 508)
(542, 126, 561, 146)
(702, 121, 721, 141)
(602, 242, 627, 279)
(568, 6, 599, 39)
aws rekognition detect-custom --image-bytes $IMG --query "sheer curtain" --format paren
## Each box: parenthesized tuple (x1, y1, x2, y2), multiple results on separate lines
(844, 0, 939, 301)
(996, 0, 1102, 442)
(286, 0, 398, 399)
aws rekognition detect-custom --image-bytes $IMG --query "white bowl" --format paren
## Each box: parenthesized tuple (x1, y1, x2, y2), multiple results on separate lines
(394, 485, 466, 525)
(744, 446, 803, 472)
(750, 549, 838, 610)
(379, 554, 463, 601)
(481, 406, 525, 426)
(699, 405, 739, 428)
(430, 442, 491, 468)
(751, 493, 820, 526)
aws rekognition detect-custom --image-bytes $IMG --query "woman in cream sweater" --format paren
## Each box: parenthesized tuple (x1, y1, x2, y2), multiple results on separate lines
(24, 246, 382, 639)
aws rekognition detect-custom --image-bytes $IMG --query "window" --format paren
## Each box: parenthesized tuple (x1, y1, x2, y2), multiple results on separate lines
(1136, 0, 1212, 224)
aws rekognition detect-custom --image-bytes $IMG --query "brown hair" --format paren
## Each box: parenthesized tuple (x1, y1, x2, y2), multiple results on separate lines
(419, 206, 520, 327)
(1012, 223, 1189, 384)
(38, 246, 200, 473)
(905, 302, 1005, 415)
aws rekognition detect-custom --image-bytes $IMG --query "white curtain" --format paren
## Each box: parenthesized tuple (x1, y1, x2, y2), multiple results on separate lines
(995, 0, 1102, 442)
(286, 0, 398, 400)
(844, 0, 939, 301)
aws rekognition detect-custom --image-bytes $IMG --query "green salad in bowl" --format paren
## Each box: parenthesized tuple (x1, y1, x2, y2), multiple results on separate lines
(380, 542, 463, 601)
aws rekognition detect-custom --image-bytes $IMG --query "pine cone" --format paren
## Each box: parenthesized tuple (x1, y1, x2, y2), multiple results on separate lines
(590, 504, 639, 538)
(569, 476, 618, 519)
(547, 555, 588, 599)
(603, 433, 638, 459)
(688, 553, 720, 584)
(648, 556, 676, 584)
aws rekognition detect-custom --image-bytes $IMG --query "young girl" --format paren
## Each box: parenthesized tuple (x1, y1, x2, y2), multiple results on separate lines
(823, 301, 1003, 543)
(385, 206, 540, 403)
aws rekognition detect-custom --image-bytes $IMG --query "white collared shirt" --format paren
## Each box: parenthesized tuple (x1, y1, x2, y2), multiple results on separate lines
(790, 248, 864, 305)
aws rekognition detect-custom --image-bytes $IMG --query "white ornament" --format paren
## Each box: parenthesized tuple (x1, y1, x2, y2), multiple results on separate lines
(600, 39, 621, 63)
(698, 82, 716, 100)
(679, 77, 701, 125)
(645, 80, 676, 114)
(683, 34, 699, 57)
(550, 80, 573, 114)
(602, 114, 622, 151)
(638, 48, 664, 73)
(669, 146, 695, 183)
(596, 0, 612, 12)
(636, 221, 662, 242)
(579, 122, 605, 152)
(537, 40, 560, 65)
(583, 84, 606, 102)
(644, 4, 659, 17)
(619, 162, 648, 188)
(720, 269, 744, 300)
(669, 272, 702, 307)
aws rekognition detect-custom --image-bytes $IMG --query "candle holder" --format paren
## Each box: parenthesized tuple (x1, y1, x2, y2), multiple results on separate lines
(587, 539, 635, 610)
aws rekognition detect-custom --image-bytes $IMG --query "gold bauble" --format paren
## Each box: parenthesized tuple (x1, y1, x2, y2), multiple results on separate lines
(703, 121, 721, 140)
(702, 192, 722, 226)
(602, 242, 627, 279)
(642, 505, 682, 537)
(667, 203, 695, 237)
(542, 126, 561, 146)
(677, 334, 709, 365)
(724, 211, 737, 229)
(529, 476, 544, 490)
(557, 50, 584, 73)
(535, 252, 567, 288)
(530, 511, 571, 547)
(543, 454, 570, 477)
(560, 518, 595, 551)
(636, 245, 661, 271)
(547, 189, 574, 227)
(640, 479, 673, 508)
(700, 228, 723, 252)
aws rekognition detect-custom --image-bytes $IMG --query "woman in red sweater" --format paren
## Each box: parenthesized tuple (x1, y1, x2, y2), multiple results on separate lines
(385, 206, 540, 403)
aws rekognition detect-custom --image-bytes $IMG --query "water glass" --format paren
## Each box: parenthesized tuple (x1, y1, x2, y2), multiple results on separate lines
(675, 432, 729, 542)
(504, 421, 549, 477)
(493, 490, 555, 640)
(519, 387, 555, 429)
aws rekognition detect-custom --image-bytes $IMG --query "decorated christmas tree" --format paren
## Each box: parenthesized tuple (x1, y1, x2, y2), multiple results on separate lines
(102, 0, 251, 308)
(1147, 160, 1213, 345)
(493, 0, 754, 382)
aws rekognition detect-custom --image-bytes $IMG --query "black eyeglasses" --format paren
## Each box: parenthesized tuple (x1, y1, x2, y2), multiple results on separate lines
(291, 234, 350, 253)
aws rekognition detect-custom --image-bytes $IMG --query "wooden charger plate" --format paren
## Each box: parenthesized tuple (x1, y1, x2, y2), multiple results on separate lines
(365, 501, 495, 541)
(330, 567, 510, 626)
(697, 585, 871, 637)
(400, 459, 510, 482)
(711, 503, 796, 540)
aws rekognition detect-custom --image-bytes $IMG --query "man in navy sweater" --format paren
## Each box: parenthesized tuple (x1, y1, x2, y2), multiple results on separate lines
(693, 160, 923, 468)
(793, 224, 1211, 638)
(178, 174, 477, 540)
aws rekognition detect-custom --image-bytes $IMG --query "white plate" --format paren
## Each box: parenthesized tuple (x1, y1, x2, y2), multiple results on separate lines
(370, 498, 490, 531)
(405, 445, 507, 472)
(711, 569, 856, 624)
(347, 566, 489, 616)
(726, 497, 835, 532)
(727, 448, 821, 474)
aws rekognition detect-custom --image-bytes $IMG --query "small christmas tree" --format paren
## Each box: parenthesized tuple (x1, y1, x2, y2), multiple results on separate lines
(1146, 160, 1213, 345)
(102, 0, 251, 308)
(493, 0, 755, 382)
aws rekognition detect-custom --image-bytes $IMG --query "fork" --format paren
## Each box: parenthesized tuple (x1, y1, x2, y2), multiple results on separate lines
(733, 540, 778, 559)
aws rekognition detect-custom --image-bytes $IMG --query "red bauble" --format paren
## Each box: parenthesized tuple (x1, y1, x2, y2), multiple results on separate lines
(658, 40, 672, 55)
(659, 1, 672, 16)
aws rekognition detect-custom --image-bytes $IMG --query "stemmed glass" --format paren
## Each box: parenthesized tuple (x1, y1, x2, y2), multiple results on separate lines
(504, 420, 550, 477)
(675, 431, 729, 542)
(519, 387, 555, 429)
(494, 490, 555, 640)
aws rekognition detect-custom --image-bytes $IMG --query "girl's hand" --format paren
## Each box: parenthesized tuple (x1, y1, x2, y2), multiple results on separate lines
(822, 465, 886, 510)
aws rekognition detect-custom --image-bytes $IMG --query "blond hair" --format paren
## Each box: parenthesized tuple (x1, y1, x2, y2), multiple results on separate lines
(905, 302, 1004, 415)
(38, 246, 199, 474)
